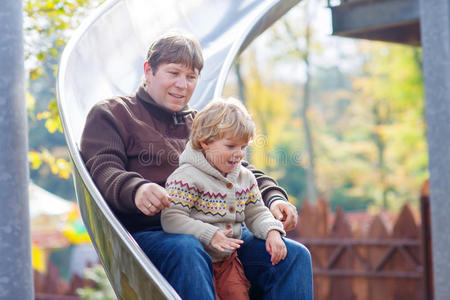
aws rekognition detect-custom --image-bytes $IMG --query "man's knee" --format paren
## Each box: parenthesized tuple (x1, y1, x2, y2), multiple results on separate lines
(170, 234, 203, 251)
(286, 239, 312, 266)
(166, 234, 210, 261)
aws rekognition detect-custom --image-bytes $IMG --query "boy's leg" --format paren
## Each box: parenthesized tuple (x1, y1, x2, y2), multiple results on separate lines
(133, 228, 215, 300)
(237, 227, 313, 300)
(213, 252, 250, 300)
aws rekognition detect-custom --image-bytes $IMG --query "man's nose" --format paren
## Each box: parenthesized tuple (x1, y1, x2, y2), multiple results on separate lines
(175, 76, 187, 88)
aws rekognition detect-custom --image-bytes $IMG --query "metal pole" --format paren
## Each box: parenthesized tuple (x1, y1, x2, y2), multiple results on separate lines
(0, 1, 33, 299)
(419, 0, 450, 299)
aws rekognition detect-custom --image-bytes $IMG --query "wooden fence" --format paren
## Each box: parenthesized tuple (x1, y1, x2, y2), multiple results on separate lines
(288, 191, 430, 300)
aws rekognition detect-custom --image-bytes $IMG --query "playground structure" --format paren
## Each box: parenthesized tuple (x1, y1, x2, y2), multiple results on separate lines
(56, 0, 300, 298)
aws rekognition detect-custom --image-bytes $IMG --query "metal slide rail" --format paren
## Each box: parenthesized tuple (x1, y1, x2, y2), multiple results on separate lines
(57, 0, 299, 298)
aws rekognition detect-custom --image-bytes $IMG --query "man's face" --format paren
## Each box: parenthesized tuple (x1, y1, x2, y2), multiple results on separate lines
(144, 62, 199, 112)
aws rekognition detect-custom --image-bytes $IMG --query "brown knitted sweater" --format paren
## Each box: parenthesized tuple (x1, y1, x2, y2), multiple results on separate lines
(80, 84, 288, 233)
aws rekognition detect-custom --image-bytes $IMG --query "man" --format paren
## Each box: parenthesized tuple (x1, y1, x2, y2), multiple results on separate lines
(81, 32, 313, 299)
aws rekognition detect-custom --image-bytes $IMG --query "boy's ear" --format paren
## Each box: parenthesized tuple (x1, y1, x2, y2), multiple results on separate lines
(200, 141, 209, 150)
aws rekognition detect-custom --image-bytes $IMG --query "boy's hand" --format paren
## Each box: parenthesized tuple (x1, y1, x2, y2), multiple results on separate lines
(210, 229, 244, 252)
(266, 230, 287, 265)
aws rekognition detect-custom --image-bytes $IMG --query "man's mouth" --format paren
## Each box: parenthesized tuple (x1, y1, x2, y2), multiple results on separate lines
(168, 92, 185, 99)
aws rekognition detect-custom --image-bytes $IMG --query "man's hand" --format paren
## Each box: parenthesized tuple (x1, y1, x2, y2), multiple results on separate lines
(270, 200, 298, 231)
(210, 229, 244, 252)
(266, 230, 287, 265)
(135, 183, 171, 216)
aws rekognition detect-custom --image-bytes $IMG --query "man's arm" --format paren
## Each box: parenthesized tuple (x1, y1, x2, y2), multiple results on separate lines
(80, 102, 148, 213)
(241, 160, 298, 231)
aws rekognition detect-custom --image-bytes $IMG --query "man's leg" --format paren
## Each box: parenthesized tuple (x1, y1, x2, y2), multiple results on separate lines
(133, 228, 215, 300)
(237, 227, 313, 300)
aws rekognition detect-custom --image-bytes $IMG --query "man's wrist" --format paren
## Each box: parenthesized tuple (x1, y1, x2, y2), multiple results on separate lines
(132, 180, 151, 202)
(267, 195, 286, 208)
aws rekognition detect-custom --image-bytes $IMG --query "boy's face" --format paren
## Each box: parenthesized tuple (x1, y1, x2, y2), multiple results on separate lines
(144, 62, 199, 112)
(201, 133, 249, 176)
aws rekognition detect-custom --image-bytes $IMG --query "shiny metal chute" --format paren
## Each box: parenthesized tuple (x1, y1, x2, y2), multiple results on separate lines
(57, 0, 299, 298)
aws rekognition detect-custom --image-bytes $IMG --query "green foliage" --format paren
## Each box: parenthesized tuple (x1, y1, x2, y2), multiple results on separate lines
(273, 143, 307, 207)
(24, 0, 97, 79)
(37, 99, 63, 133)
(230, 4, 427, 212)
(25, 0, 104, 198)
(329, 184, 373, 211)
(77, 264, 116, 300)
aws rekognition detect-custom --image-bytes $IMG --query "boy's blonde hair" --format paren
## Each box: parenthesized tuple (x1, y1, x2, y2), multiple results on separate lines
(190, 97, 255, 150)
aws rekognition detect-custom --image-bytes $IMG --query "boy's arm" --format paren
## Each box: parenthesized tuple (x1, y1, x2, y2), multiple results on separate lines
(244, 177, 285, 240)
(161, 176, 219, 246)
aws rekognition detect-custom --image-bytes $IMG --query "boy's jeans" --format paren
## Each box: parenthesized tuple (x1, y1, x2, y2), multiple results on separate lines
(133, 226, 313, 300)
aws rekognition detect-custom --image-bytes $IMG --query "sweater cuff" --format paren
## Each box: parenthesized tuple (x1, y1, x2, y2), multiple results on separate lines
(267, 195, 287, 209)
(260, 220, 286, 238)
(198, 225, 220, 246)
(264, 189, 288, 208)
(121, 177, 151, 211)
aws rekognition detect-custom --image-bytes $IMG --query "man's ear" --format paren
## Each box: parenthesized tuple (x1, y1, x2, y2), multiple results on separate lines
(200, 141, 209, 150)
(144, 61, 152, 78)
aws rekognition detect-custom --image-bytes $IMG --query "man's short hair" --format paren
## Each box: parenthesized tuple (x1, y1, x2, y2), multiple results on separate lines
(190, 97, 255, 151)
(146, 32, 204, 74)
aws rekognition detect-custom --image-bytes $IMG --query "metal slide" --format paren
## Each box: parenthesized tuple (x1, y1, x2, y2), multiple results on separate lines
(57, 0, 299, 298)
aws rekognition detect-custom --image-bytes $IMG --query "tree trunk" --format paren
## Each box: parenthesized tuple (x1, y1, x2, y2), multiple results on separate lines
(285, 11, 318, 203)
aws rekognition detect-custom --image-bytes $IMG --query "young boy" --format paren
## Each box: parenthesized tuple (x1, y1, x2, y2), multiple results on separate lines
(161, 98, 287, 300)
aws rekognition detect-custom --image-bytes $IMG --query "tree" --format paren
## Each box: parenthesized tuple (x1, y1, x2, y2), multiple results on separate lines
(268, 0, 322, 203)
(25, 0, 103, 198)
(351, 42, 426, 209)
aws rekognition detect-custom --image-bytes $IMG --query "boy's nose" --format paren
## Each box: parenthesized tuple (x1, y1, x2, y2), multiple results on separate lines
(234, 149, 245, 159)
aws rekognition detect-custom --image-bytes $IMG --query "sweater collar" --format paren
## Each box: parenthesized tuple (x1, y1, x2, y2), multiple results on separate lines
(180, 141, 241, 183)
(136, 81, 194, 124)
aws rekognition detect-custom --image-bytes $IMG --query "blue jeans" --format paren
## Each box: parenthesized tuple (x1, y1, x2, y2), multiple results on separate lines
(238, 227, 313, 300)
(133, 226, 313, 300)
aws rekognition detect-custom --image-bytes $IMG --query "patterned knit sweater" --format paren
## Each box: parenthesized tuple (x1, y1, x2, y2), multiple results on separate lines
(161, 142, 285, 262)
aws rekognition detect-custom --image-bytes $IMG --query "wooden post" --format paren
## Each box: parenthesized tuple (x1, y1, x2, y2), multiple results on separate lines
(329, 208, 354, 300)
(392, 205, 421, 300)
(420, 180, 433, 300)
(367, 215, 391, 300)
